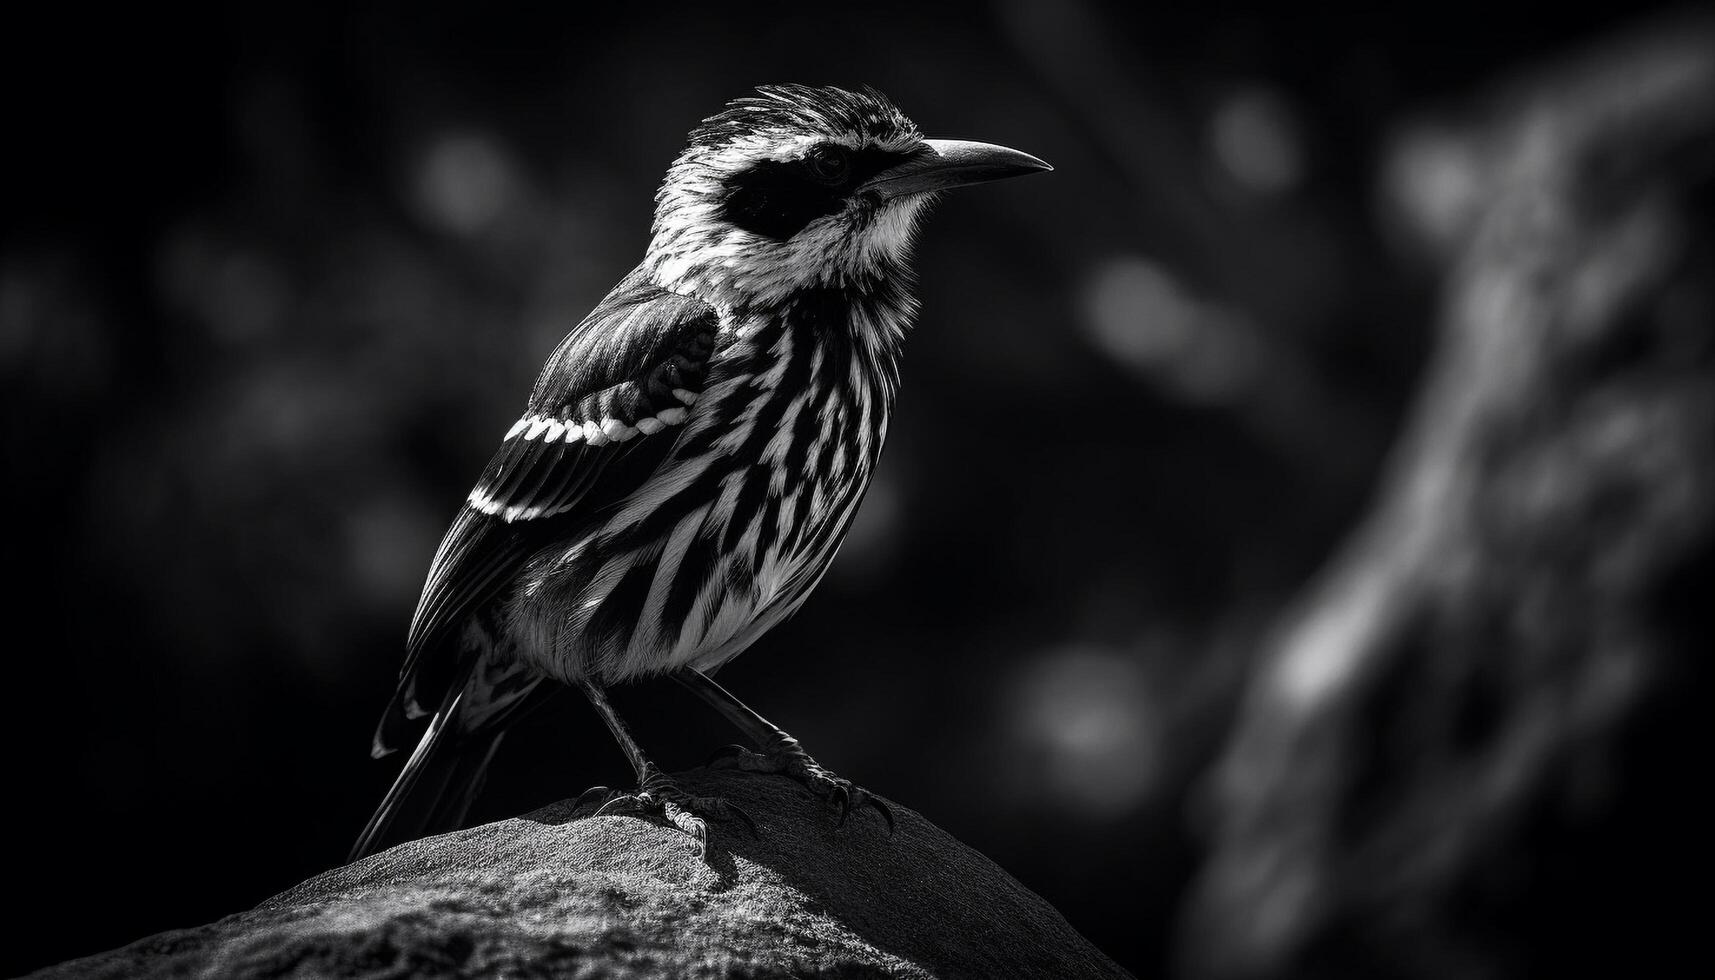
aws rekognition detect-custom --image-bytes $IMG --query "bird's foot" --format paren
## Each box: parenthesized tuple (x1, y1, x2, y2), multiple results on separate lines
(707, 734, 895, 833)
(574, 767, 756, 856)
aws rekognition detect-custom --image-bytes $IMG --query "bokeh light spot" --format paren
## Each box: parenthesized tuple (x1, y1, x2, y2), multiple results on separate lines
(1009, 647, 1156, 818)
(1383, 127, 1486, 252)
(1209, 87, 1306, 196)
(415, 132, 520, 235)
(1079, 256, 1262, 404)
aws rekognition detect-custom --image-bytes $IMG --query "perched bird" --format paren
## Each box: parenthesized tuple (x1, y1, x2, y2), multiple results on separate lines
(352, 84, 1049, 860)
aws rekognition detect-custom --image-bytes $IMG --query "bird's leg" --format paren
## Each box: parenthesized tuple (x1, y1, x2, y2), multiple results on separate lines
(575, 681, 753, 855)
(673, 668, 894, 833)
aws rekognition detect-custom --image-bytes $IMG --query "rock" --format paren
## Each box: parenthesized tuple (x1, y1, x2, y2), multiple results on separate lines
(33, 768, 1129, 978)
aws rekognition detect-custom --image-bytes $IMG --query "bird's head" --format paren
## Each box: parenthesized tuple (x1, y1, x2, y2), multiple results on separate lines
(647, 84, 1049, 308)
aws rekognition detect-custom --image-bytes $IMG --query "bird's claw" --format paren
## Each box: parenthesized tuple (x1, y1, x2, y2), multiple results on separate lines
(572, 784, 615, 814)
(831, 784, 897, 834)
(845, 788, 896, 834)
(580, 770, 756, 855)
(709, 742, 894, 835)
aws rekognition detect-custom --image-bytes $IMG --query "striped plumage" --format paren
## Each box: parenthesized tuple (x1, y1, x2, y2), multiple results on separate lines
(353, 84, 1047, 860)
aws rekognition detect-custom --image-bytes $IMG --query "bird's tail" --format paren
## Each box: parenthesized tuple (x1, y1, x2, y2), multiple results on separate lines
(348, 693, 505, 863)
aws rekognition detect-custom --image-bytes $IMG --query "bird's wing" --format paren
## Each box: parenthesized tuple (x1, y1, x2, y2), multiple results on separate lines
(375, 271, 719, 753)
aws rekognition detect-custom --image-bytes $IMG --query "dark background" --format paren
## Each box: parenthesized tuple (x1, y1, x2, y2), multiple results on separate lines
(3, 2, 1706, 977)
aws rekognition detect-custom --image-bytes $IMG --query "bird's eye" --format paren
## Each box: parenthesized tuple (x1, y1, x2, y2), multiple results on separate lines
(804, 145, 850, 184)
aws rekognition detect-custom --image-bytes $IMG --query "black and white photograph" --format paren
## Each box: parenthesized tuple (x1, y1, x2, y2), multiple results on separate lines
(4, 1, 1711, 977)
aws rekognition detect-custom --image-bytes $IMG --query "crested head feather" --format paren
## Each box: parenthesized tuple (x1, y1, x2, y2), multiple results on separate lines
(686, 84, 920, 152)
(647, 84, 932, 311)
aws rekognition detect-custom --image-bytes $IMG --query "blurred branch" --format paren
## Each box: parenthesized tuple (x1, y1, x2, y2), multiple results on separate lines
(1181, 15, 1715, 979)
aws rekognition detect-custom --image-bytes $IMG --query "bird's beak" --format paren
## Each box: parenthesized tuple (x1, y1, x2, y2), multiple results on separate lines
(861, 138, 1053, 201)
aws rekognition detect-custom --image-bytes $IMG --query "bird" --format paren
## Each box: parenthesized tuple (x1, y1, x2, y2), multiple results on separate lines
(351, 83, 1050, 861)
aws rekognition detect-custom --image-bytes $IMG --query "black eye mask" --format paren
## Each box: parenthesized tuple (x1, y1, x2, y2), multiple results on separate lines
(719, 144, 915, 241)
